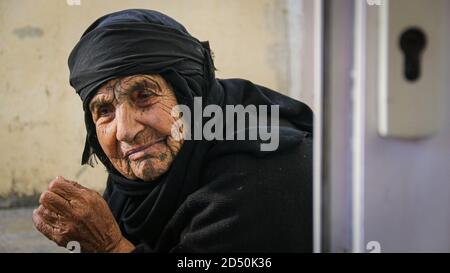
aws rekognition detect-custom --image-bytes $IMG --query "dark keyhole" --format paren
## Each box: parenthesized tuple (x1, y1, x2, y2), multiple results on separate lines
(400, 27, 427, 81)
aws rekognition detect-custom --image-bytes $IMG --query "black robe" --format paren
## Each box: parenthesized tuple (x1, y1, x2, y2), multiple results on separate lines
(105, 135, 312, 253)
(102, 79, 313, 253)
(68, 9, 313, 253)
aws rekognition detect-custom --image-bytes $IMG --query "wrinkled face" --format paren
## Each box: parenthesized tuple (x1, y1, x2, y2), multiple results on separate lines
(89, 74, 183, 182)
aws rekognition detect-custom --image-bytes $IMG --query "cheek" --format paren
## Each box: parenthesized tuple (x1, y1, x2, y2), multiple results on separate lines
(96, 123, 118, 158)
(139, 107, 176, 136)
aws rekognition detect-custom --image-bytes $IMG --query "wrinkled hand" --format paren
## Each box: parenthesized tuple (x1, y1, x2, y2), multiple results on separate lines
(32, 176, 134, 253)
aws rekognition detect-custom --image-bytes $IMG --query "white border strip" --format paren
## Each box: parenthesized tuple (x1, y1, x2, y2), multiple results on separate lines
(352, 0, 367, 253)
(313, 0, 323, 254)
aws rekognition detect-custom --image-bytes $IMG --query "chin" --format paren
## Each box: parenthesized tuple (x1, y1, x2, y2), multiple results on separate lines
(134, 157, 172, 182)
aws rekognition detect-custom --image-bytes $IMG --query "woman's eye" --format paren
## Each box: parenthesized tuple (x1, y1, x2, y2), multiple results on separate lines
(134, 90, 154, 104)
(138, 91, 152, 99)
(98, 105, 114, 117)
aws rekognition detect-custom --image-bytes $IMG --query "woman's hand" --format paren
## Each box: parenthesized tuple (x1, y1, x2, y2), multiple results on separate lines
(32, 176, 135, 253)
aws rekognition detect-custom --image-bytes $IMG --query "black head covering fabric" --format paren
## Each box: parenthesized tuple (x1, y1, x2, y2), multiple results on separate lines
(68, 9, 313, 252)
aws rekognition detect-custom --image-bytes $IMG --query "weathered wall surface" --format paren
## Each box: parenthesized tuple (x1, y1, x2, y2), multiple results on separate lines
(1, 0, 307, 205)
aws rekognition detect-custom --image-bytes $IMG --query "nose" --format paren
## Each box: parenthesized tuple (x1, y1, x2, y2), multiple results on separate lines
(115, 103, 144, 143)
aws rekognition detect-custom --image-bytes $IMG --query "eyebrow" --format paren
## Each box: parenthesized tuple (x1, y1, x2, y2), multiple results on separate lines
(114, 78, 159, 98)
(89, 77, 160, 112)
(89, 94, 113, 112)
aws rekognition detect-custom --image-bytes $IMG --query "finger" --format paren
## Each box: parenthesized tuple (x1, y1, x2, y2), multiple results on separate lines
(32, 210, 66, 246)
(39, 190, 71, 214)
(61, 177, 87, 190)
(35, 205, 61, 226)
(48, 176, 84, 200)
(54, 176, 87, 190)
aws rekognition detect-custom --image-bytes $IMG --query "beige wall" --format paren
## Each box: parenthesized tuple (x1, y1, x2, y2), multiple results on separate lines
(0, 0, 305, 201)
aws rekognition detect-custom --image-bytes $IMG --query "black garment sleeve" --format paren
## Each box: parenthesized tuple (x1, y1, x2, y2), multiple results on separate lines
(131, 243, 154, 253)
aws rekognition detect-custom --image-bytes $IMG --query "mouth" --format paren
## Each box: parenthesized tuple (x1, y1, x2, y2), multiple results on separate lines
(124, 137, 165, 161)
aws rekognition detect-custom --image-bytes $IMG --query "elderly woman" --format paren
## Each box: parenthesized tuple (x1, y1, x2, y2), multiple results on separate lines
(32, 9, 313, 253)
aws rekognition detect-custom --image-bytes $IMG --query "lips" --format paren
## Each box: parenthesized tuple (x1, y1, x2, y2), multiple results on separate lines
(124, 138, 165, 161)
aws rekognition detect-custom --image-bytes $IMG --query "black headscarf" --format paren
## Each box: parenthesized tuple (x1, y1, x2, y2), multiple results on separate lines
(68, 9, 313, 251)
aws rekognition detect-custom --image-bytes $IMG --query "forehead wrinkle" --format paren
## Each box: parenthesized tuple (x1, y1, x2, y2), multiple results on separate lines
(114, 77, 159, 100)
